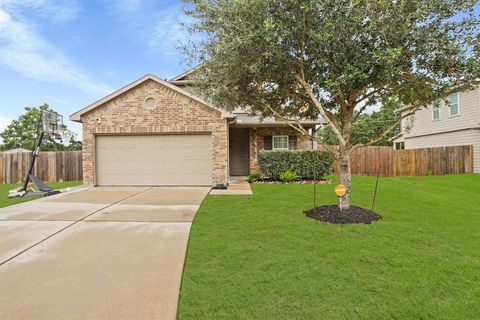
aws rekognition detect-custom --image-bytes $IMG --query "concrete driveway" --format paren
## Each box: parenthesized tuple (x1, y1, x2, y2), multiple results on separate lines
(0, 186, 210, 320)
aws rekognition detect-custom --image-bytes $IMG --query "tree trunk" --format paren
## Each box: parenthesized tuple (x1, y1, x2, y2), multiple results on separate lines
(338, 148, 352, 209)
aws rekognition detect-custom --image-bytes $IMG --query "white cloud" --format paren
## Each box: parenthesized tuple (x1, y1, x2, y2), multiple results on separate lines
(116, 0, 142, 12)
(149, 12, 190, 56)
(109, 1, 191, 58)
(43, 95, 68, 105)
(1, 0, 81, 24)
(0, 115, 12, 132)
(0, 4, 113, 96)
(0, 115, 12, 143)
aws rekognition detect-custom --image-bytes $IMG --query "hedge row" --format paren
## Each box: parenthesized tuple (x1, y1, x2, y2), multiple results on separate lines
(257, 150, 333, 179)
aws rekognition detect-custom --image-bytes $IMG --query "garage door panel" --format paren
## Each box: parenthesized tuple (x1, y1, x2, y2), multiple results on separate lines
(197, 160, 212, 172)
(196, 147, 211, 160)
(166, 136, 182, 146)
(156, 160, 169, 170)
(167, 174, 183, 185)
(180, 149, 195, 159)
(196, 173, 212, 185)
(170, 149, 186, 160)
(181, 160, 195, 173)
(96, 135, 213, 186)
(167, 161, 184, 172)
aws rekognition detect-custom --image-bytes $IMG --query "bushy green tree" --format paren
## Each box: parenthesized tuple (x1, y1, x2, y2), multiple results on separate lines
(320, 96, 401, 146)
(182, 0, 480, 208)
(0, 104, 82, 151)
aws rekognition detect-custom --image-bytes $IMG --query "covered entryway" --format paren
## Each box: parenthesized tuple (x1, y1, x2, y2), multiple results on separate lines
(95, 134, 212, 186)
(229, 128, 250, 176)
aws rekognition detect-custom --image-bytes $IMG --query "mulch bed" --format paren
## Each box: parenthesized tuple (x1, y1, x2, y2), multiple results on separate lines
(253, 179, 332, 185)
(305, 205, 382, 224)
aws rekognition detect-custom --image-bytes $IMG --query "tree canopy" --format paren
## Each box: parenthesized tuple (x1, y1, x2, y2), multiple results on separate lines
(182, 0, 480, 207)
(319, 96, 401, 146)
(0, 104, 82, 151)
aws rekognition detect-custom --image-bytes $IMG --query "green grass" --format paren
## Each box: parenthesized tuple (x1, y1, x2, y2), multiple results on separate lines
(0, 180, 83, 208)
(178, 174, 480, 319)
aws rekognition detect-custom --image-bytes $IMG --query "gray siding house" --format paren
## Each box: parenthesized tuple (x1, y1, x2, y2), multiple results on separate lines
(394, 87, 480, 173)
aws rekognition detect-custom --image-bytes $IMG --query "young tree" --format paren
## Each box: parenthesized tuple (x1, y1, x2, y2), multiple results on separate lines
(182, 0, 480, 209)
(0, 104, 82, 151)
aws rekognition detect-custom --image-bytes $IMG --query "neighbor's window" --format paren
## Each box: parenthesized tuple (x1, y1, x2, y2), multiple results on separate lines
(145, 97, 156, 108)
(432, 100, 440, 120)
(395, 142, 405, 150)
(272, 135, 289, 150)
(448, 93, 459, 116)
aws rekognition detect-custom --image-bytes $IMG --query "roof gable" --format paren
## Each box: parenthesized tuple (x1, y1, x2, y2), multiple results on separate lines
(70, 74, 230, 122)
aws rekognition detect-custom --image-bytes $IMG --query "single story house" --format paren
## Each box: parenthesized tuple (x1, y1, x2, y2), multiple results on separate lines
(394, 86, 480, 173)
(70, 72, 320, 187)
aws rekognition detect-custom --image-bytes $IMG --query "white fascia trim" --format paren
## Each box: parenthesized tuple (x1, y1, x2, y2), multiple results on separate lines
(70, 74, 233, 122)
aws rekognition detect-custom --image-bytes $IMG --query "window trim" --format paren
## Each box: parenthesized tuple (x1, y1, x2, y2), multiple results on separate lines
(448, 92, 460, 117)
(432, 100, 441, 121)
(272, 135, 289, 150)
(394, 142, 405, 150)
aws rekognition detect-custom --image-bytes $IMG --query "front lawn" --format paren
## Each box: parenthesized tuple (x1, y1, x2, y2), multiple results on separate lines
(178, 174, 480, 319)
(0, 181, 83, 208)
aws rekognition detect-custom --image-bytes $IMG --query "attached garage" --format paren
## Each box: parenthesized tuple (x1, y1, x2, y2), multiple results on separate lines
(95, 134, 213, 186)
(70, 74, 229, 187)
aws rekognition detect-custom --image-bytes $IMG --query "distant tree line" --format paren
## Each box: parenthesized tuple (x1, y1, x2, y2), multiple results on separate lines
(0, 104, 82, 152)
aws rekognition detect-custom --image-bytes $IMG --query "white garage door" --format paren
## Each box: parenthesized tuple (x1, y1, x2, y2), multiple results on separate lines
(96, 135, 212, 186)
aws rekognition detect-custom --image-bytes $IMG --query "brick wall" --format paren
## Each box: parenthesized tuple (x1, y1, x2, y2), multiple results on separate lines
(248, 127, 312, 172)
(81, 79, 228, 185)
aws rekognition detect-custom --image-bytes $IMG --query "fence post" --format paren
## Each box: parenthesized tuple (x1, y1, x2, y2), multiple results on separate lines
(313, 157, 317, 210)
(371, 164, 381, 211)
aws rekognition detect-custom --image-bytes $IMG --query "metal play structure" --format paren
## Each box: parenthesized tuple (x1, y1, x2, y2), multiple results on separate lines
(9, 110, 64, 198)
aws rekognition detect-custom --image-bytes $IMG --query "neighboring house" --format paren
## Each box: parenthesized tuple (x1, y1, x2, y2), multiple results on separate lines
(70, 73, 319, 187)
(394, 87, 480, 173)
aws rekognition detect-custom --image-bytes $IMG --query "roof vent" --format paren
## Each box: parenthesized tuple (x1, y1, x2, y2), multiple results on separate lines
(145, 97, 156, 108)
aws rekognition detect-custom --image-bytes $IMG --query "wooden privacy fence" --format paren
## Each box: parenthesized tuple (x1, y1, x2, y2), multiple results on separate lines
(0, 151, 82, 184)
(0, 146, 473, 182)
(326, 145, 474, 176)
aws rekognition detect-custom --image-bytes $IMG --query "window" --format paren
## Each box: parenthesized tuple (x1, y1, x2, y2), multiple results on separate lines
(145, 97, 156, 108)
(272, 135, 288, 150)
(432, 100, 440, 120)
(264, 135, 296, 150)
(448, 93, 459, 116)
(395, 142, 405, 150)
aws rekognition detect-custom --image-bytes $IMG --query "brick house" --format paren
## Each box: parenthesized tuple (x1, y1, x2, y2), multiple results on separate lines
(70, 72, 320, 187)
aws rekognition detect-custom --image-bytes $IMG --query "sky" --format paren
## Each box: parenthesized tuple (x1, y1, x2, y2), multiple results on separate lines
(0, 1, 478, 141)
(0, 0, 191, 139)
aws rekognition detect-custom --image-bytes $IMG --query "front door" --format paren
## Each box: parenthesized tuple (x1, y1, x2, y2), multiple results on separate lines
(229, 128, 250, 176)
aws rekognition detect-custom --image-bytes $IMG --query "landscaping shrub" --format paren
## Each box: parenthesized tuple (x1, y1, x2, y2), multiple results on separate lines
(258, 150, 333, 180)
(279, 170, 298, 182)
(247, 171, 261, 183)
